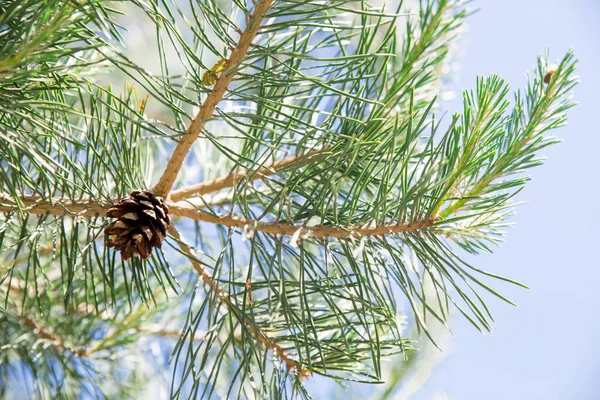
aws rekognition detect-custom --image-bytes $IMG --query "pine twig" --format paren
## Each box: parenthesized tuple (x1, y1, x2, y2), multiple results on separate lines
(168, 148, 329, 201)
(167, 225, 230, 301)
(0, 195, 437, 239)
(152, 0, 276, 197)
(168, 225, 311, 379)
(0, 195, 108, 217)
(167, 201, 437, 239)
(19, 314, 90, 357)
(435, 77, 563, 220)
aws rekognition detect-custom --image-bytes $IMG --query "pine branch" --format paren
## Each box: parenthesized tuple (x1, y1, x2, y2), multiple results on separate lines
(5, 275, 199, 358)
(152, 0, 276, 197)
(167, 225, 310, 379)
(433, 54, 577, 220)
(0, 0, 578, 394)
(169, 202, 437, 239)
(0, 195, 109, 217)
(168, 0, 463, 204)
(168, 147, 330, 201)
(17, 313, 90, 357)
(437, 111, 547, 220)
(0, 195, 437, 239)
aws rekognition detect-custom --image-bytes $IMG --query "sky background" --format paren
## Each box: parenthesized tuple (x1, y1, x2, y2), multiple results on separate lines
(413, 1, 600, 399)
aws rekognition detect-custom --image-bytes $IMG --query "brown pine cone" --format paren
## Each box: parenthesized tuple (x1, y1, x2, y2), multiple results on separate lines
(104, 190, 170, 260)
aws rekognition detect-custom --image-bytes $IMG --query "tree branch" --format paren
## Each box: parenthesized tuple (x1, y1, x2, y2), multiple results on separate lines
(19, 314, 90, 357)
(167, 2, 456, 203)
(161, 1, 456, 203)
(167, 201, 437, 239)
(151, 0, 275, 197)
(0, 195, 109, 217)
(0, 195, 437, 239)
(435, 81, 560, 220)
(169, 148, 329, 202)
(18, 312, 205, 356)
(168, 225, 311, 378)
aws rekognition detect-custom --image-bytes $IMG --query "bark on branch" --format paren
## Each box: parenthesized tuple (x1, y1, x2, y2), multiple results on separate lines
(19, 314, 91, 357)
(167, 201, 437, 239)
(0, 195, 437, 239)
(168, 225, 310, 378)
(152, 0, 275, 197)
(0, 195, 109, 217)
(169, 148, 329, 202)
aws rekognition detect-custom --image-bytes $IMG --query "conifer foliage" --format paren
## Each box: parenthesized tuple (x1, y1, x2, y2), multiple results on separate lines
(0, 0, 577, 398)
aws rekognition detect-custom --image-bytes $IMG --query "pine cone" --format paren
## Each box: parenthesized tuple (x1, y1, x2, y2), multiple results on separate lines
(104, 190, 170, 260)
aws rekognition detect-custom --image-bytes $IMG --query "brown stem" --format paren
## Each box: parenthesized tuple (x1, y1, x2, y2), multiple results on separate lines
(167, 201, 437, 239)
(12, 300, 202, 357)
(167, 225, 229, 300)
(169, 148, 330, 202)
(19, 314, 90, 357)
(0, 195, 108, 217)
(168, 225, 310, 378)
(0, 196, 436, 239)
(152, 0, 275, 197)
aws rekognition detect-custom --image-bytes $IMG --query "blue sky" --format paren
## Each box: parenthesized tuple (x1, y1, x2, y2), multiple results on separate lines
(415, 1, 600, 399)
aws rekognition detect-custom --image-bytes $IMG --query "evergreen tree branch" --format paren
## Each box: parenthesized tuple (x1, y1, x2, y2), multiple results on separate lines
(169, 147, 330, 201)
(437, 108, 553, 220)
(432, 54, 577, 220)
(0, 195, 437, 239)
(167, 225, 230, 302)
(152, 0, 276, 197)
(16, 313, 90, 357)
(170, 0, 464, 205)
(19, 307, 199, 344)
(169, 202, 437, 239)
(0, 195, 109, 217)
(167, 225, 310, 379)
(0, 0, 578, 393)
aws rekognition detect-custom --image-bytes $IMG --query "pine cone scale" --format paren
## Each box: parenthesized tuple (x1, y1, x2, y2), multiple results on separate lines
(143, 209, 156, 219)
(105, 190, 170, 260)
(140, 226, 153, 241)
(154, 205, 167, 220)
(139, 200, 154, 208)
